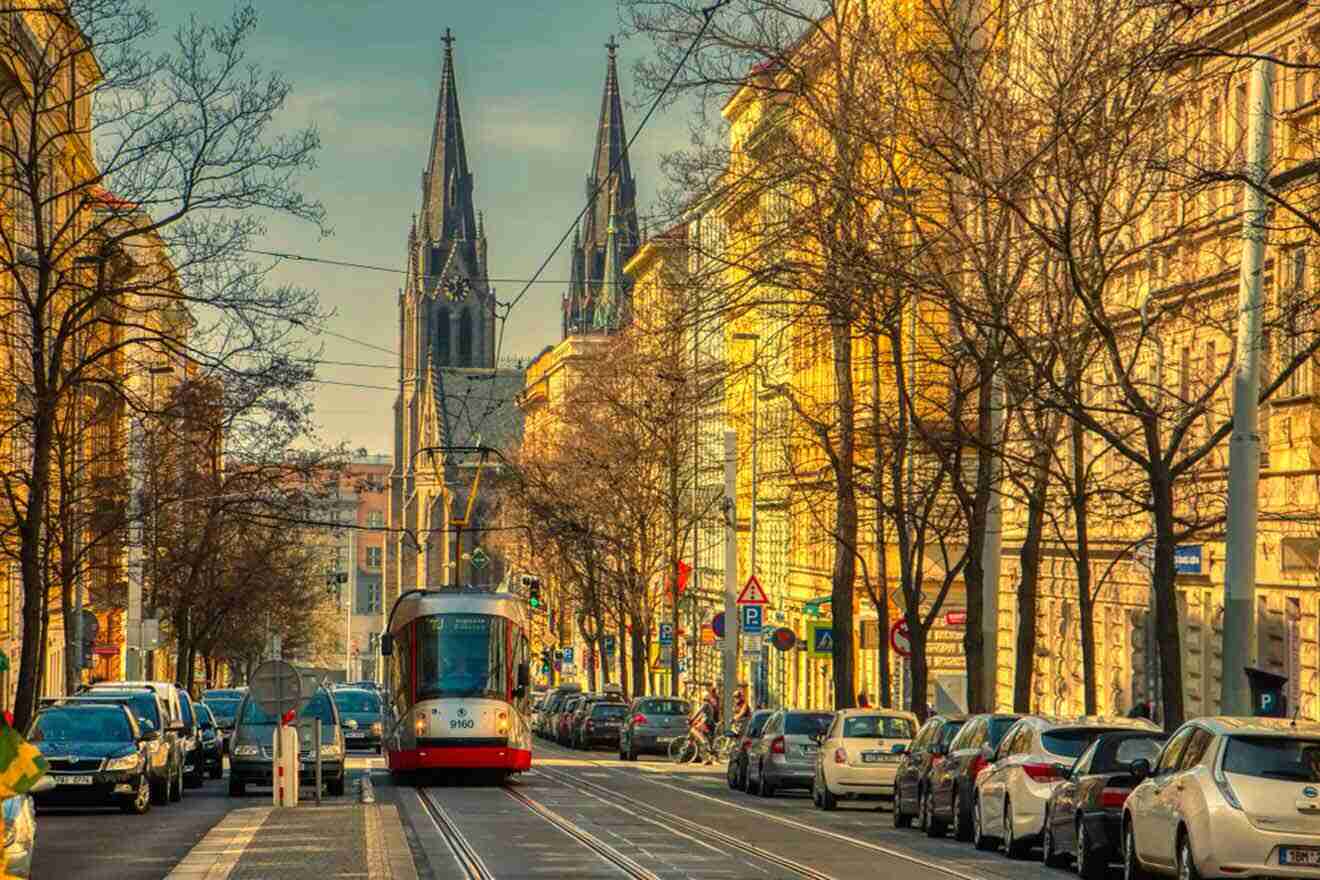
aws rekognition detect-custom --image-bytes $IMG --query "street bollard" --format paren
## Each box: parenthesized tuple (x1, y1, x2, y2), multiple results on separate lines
(314, 719, 322, 805)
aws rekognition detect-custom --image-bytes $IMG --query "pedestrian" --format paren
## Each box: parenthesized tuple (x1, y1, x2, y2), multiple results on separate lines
(699, 695, 719, 765)
(733, 685, 751, 733)
(1127, 700, 1152, 720)
(857, 691, 870, 708)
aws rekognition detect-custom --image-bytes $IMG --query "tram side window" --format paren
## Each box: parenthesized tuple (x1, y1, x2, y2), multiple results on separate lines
(391, 623, 412, 714)
(416, 614, 512, 701)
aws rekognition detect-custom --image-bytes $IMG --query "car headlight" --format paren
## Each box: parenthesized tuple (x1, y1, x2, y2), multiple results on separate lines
(232, 744, 260, 757)
(320, 743, 342, 758)
(105, 753, 142, 771)
(371, 722, 383, 736)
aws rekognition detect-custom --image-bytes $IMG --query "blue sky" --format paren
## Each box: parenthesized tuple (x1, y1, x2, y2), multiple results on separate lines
(159, 1, 691, 453)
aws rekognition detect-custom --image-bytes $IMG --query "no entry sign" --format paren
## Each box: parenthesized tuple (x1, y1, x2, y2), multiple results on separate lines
(889, 620, 911, 658)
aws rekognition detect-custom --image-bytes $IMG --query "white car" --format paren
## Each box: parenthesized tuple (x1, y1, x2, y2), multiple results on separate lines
(812, 708, 917, 810)
(1123, 716, 1320, 879)
(973, 715, 1158, 857)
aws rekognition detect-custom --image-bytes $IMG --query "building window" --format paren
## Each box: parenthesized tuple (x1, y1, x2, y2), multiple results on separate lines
(366, 547, 383, 568)
(367, 511, 384, 529)
(458, 307, 473, 363)
(436, 307, 450, 365)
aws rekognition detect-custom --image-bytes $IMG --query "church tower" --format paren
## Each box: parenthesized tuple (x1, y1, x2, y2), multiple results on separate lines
(563, 39, 640, 337)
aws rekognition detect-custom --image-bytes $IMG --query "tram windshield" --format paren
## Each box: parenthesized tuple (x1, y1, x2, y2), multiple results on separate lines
(416, 614, 514, 701)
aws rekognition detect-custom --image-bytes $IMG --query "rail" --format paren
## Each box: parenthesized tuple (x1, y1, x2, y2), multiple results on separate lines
(415, 788, 495, 880)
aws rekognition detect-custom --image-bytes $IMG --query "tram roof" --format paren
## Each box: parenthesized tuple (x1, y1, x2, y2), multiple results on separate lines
(388, 586, 529, 630)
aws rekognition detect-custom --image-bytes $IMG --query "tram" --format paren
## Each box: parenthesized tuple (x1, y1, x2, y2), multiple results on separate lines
(381, 586, 533, 775)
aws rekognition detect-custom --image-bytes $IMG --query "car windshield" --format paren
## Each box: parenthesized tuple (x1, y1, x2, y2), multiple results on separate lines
(179, 693, 195, 725)
(80, 693, 161, 731)
(415, 614, 513, 701)
(785, 713, 834, 736)
(592, 704, 628, 719)
(988, 717, 1019, 747)
(1104, 736, 1165, 772)
(1043, 727, 1113, 759)
(240, 691, 335, 726)
(638, 699, 689, 715)
(195, 706, 214, 727)
(1224, 736, 1320, 782)
(30, 708, 133, 743)
(940, 721, 966, 747)
(842, 715, 915, 738)
(334, 691, 381, 714)
(205, 699, 241, 723)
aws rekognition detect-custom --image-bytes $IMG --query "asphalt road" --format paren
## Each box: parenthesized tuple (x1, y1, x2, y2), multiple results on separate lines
(387, 738, 1116, 880)
(31, 752, 382, 880)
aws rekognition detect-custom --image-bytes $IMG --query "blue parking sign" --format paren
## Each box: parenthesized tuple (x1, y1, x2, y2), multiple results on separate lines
(740, 605, 763, 635)
(562, 646, 574, 664)
(659, 623, 674, 646)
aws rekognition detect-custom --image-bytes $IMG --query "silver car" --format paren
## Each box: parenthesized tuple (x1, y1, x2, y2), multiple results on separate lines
(1123, 717, 1320, 879)
(619, 697, 690, 759)
(746, 710, 834, 797)
(974, 715, 1158, 857)
(4, 777, 51, 878)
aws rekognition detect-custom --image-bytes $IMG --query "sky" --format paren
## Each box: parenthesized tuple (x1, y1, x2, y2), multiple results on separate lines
(158, 1, 693, 454)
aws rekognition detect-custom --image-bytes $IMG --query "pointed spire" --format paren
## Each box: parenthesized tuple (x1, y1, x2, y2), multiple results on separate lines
(422, 28, 477, 246)
(581, 38, 639, 257)
(596, 184, 625, 332)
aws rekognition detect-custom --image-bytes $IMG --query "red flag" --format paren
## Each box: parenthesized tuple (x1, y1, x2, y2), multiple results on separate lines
(280, 708, 296, 726)
(671, 561, 692, 597)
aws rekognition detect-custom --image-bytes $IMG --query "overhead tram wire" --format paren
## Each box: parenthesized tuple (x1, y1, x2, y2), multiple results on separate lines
(492, 0, 735, 367)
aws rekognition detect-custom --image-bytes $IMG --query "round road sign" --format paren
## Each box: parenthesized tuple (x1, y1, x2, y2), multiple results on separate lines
(771, 627, 797, 651)
(711, 612, 725, 639)
(249, 660, 307, 718)
(889, 620, 911, 658)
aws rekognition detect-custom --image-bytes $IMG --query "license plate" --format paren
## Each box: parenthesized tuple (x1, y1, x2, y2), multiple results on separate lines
(862, 752, 896, 763)
(657, 737, 673, 745)
(1281, 848, 1320, 866)
(346, 732, 365, 739)
(55, 775, 94, 786)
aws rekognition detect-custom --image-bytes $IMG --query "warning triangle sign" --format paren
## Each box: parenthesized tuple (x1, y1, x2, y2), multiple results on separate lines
(736, 575, 769, 606)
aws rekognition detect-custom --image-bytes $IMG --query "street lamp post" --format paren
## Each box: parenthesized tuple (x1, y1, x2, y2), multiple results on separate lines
(733, 331, 762, 708)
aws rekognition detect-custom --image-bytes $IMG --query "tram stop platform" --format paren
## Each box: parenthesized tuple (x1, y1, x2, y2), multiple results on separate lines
(165, 796, 418, 880)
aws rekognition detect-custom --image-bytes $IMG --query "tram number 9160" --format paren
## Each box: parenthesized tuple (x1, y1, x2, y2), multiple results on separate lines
(450, 718, 475, 730)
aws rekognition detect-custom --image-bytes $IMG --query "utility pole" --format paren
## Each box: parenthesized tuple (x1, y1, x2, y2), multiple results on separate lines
(125, 413, 145, 681)
(1223, 57, 1275, 716)
(981, 377, 1003, 711)
(347, 527, 356, 682)
(722, 430, 739, 729)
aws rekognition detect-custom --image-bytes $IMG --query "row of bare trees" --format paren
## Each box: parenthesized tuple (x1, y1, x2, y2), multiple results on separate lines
(609, 0, 1320, 725)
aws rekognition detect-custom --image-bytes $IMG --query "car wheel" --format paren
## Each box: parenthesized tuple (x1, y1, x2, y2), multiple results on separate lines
(1176, 830, 1200, 880)
(757, 763, 775, 797)
(121, 773, 151, 815)
(169, 761, 183, 802)
(1042, 810, 1065, 867)
(952, 790, 971, 842)
(892, 787, 912, 828)
(228, 776, 245, 797)
(917, 786, 930, 833)
(1077, 818, 1104, 880)
(741, 761, 755, 793)
(209, 763, 223, 780)
(972, 796, 994, 851)
(150, 773, 168, 806)
(328, 774, 346, 797)
(728, 760, 741, 791)
(818, 773, 837, 811)
(1124, 821, 1150, 880)
(1003, 798, 1031, 859)
(925, 788, 947, 837)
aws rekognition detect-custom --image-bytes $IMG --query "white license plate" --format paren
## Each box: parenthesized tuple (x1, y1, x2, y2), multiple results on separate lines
(862, 752, 899, 763)
(346, 732, 365, 738)
(657, 737, 674, 745)
(55, 775, 94, 786)
(1282, 848, 1320, 866)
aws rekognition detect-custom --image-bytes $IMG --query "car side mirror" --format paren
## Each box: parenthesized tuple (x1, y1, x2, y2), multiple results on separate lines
(139, 730, 160, 743)
(1129, 758, 1152, 781)
(380, 634, 393, 657)
(810, 733, 824, 745)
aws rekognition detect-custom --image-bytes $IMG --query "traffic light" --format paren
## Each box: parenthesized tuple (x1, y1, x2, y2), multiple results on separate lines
(522, 575, 543, 609)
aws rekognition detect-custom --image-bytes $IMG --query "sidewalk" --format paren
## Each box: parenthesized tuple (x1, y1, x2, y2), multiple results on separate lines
(164, 798, 418, 880)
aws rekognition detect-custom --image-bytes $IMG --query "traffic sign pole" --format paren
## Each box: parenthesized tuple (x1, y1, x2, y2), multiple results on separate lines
(722, 431, 739, 730)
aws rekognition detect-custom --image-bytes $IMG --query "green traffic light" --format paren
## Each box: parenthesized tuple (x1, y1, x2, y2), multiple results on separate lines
(529, 597, 541, 608)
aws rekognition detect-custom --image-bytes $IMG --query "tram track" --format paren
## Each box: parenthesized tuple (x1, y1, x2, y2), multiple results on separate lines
(416, 787, 496, 880)
(535, 745, 986, 880)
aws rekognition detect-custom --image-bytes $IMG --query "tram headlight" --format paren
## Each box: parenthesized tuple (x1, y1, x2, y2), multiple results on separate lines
(371, 721, 383, 736)
(496, 710, 509, 736)
(414, 711, 427, 735)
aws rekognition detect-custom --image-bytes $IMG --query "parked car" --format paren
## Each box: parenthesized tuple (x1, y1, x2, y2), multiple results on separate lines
(1122, 717, 1320, 880)
(229, 687, 346, 797)
(1040, 729, 1166, 877)
(620, 697, 692, 761)
(193, 703, 225, 780)
(332, 687, 383, 753)
(812, 709, 917, 810)
(91, 681, 203, 788)
(926, 713, 1022, 840)
(556, 695, 584, 746)
(727, 709, 774, 788)
(2, 786, 42, 877)
(577, 702, 628, 750)
(201, 689, 245, 752)
(893, 714, 967, 829)
(746, 710, 835, 797)
(536, 693, 564, 737)
(27, 702, 157, 814)
(974, 715, 1158, 857)
(538, 684, 582, 738)
(569, 695, 610, 748)
(65, 690, 183, 804)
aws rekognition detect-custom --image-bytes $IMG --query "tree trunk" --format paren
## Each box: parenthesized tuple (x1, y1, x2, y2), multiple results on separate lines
(1151, 472, 1184, 730)
(906, 611, 930, 721)
(1070, 420, 1097, 715)
(630, 609, 648, 698)
(961, 371, 996, 714)
(871, 336, 891, 709)
(14, 407, 56, 731)
(616, 619, 629, 700)
(1013, 449, 1049, 712)
(830, 317, 858, 711)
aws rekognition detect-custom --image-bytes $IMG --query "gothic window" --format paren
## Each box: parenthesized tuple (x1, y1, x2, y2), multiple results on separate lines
(458, 307, 473, 363)
(436, 307, 450, 365)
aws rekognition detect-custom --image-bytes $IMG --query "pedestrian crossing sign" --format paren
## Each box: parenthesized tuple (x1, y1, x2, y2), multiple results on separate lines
(808, 621, 834, 658)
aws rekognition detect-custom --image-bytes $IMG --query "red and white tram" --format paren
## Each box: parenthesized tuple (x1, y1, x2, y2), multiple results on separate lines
(381, 587, 532, 776)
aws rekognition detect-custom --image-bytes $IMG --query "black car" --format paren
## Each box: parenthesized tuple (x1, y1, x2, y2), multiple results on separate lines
(176, 690, 205, 789)
(229, 688, 346, 797)
(1040, 730, 1167, 877)
(570, 696, 611, 749)
(28, 703, 157, 814)
(201, 689, 244, 752)
(65, 690, 184, 804)
(892, 714, 966, 829)
(194, 703, 225, 779)
(578, 702, 628, 749)
(332, 687, 383, 753)
(926, 713, 1021, 839)
(619, 697, 691, 760)
(728, 709, 774, 791)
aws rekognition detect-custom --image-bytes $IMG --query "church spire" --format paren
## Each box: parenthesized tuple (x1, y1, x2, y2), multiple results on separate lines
(595, 185, 624, 332)
(581, 37, 638, 254)
(422, 28, 477, 245)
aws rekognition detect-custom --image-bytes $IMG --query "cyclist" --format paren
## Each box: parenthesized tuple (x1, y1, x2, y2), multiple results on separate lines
(698, 695, 719, 765)
(732, 686, 751, 733)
